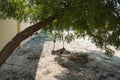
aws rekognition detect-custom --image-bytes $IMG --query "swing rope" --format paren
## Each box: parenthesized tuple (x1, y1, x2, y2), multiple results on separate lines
(51, 34, 56, 54)
(61, 30, 64, 49)
(51, 17, 65, 54)
(53, 39, 56, 51)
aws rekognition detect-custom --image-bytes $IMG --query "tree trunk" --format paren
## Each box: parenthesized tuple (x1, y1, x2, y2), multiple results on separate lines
(0, 15, 57, 67)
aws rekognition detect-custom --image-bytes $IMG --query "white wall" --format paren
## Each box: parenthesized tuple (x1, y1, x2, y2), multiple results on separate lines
(20, 22, 32, 46)
(20, 22, 40, 46)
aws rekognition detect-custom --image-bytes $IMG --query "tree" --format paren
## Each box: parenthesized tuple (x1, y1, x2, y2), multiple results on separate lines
(0, 0, 120, 67)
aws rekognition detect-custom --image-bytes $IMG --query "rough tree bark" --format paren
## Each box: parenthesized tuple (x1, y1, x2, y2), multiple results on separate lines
(0, 15, 57, 67)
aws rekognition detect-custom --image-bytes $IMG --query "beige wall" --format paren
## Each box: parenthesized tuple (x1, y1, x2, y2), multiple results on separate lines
(0, 19, 38, 51)
(0, 19, 17, 51)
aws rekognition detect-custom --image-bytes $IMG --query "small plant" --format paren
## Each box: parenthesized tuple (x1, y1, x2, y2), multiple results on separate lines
(105, 48, 115, 57)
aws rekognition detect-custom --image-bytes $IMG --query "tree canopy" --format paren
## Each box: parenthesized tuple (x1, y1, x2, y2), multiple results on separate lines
(0, 0, 120, 56)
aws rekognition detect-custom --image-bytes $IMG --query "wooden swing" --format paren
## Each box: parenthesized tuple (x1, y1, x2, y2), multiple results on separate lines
(51, 31, 65, 57)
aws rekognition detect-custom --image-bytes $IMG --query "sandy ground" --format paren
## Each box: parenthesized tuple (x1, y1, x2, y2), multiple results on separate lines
(0, 33, 120, 80)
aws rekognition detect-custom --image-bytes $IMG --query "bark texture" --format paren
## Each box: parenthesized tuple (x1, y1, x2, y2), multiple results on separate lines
(0, 15, 57, 67)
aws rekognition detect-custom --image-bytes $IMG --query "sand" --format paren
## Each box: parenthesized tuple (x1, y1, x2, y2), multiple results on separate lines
(0, 32, 120, 80)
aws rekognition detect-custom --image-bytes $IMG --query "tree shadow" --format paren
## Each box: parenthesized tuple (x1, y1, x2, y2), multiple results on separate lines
(53, 50, 120, 80)
(0, 32, 50, 80)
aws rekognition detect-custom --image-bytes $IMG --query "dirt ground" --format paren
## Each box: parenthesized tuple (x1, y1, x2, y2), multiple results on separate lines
(0, 33, 120, 80)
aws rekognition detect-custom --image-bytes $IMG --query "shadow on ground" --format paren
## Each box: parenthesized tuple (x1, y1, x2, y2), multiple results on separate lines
(53, 50, 120, 80)
(0, 33, 50, 80)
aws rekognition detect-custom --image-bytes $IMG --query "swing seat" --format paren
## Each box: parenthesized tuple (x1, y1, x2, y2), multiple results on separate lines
(51, 48, 65, 56)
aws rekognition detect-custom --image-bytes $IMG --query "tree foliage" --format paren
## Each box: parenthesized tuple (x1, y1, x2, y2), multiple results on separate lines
(0, 0, 120, 55)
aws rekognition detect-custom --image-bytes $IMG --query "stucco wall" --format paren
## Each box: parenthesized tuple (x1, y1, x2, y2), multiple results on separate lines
(0, 19, 17, 51)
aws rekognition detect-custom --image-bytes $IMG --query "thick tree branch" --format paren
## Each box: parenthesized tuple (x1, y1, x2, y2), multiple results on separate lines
(0, 15, 57, 67)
